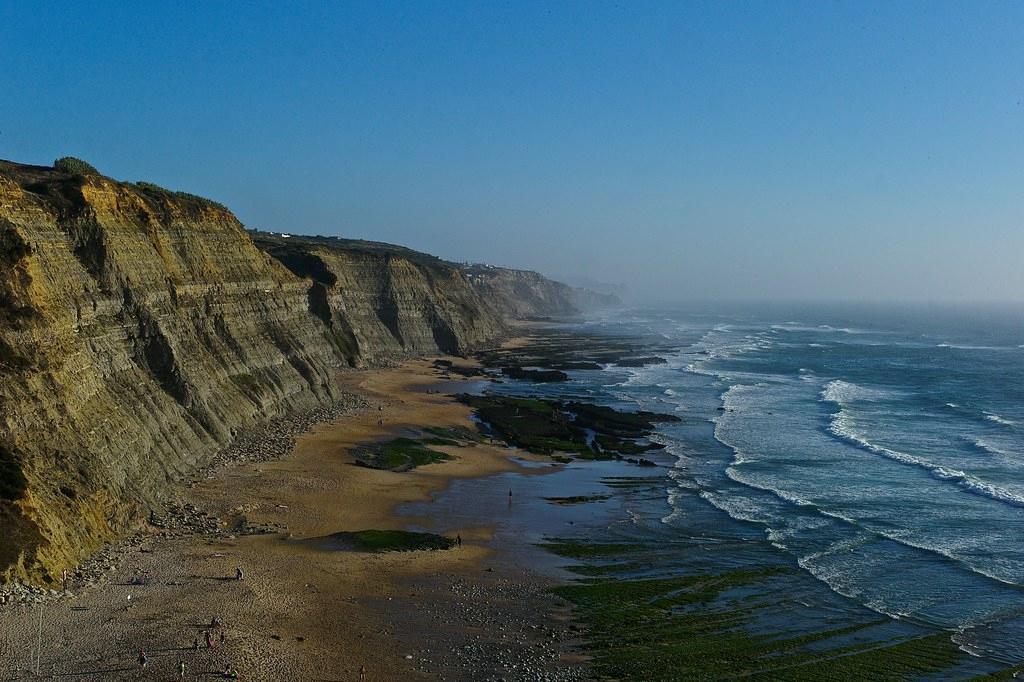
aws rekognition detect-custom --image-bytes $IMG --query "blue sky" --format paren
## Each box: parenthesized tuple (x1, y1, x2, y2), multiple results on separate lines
(2, 1, 1022, 301)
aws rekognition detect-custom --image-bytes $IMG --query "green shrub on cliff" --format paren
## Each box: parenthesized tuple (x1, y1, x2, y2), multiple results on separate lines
(133, 181, 228, 212)
(53, 156, 99, 176)
(133, 181, 167, 194)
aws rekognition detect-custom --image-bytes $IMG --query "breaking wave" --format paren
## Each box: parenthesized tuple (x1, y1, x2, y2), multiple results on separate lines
(828, 410, 1024, 509)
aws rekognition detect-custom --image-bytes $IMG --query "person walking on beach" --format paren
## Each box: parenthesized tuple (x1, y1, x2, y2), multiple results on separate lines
(456, 534, 462, 547)
(235, 566, 244, 581)
(220, 631, 227, 646)
(192, 636, 199, 650)
(359, 664, 367, 681)
(205, 630, 214, 648)
(179, 660, 186, 680)
(138, 650, 148, 668)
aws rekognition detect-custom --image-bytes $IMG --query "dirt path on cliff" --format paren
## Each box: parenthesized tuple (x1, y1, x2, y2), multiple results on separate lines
(0, 355, 585, 681)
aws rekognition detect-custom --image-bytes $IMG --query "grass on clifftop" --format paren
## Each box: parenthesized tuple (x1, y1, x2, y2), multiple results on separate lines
(132, 181, 229, 211)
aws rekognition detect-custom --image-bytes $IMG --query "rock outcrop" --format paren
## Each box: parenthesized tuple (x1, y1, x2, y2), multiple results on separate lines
(569, 287, 622, 313)
(254, 234, 502, 362)
(461, 264, 620, 319)
(0, 160, 503, 582)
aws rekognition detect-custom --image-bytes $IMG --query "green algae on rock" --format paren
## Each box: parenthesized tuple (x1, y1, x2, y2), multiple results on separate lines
(460, 394, 678, 459)
(352, 437, 453, 472)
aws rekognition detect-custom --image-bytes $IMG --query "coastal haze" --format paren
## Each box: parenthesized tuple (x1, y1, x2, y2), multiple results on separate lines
(2, 3, 1024, 682)
(3, 2, 1023, 302)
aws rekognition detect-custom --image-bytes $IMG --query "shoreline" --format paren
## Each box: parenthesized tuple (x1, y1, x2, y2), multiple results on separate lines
(0, 349, 586, 680)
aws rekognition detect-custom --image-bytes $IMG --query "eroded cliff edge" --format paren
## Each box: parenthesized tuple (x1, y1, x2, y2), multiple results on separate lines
(0, 160, 504, 582)
(461, 263, 620, 319)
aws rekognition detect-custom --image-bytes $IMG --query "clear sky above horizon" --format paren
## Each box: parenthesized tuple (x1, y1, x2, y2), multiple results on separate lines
(2, 1, 1022, 302)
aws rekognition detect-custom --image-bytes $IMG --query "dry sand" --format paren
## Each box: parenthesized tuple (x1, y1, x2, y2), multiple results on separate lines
(0, 356, 585, 681)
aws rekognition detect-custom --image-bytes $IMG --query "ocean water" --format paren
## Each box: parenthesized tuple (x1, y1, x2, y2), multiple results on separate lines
(564, 302, 1024, 663)
(403, 302, 1024, 671)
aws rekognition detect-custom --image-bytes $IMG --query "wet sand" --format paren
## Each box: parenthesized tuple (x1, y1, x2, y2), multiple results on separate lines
(0, 355, 584, 681)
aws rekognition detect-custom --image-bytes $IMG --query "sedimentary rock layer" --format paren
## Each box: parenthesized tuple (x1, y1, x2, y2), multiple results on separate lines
(0, 161, 503, 581)
(254, 233, 502, 361)
(461, 264, 619, 319)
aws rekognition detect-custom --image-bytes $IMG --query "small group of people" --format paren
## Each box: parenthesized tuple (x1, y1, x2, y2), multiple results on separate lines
(132, 567, 247, 678)
(202, 629, 225, 648)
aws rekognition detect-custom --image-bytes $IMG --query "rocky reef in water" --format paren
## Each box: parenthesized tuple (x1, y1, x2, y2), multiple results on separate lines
(0, 158, 575, 583)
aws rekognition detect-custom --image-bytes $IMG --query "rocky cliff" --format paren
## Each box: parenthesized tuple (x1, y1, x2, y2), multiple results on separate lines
(254, 233, 503, 361)
(461, 264, 620, 319)
(0, 160, 503, 583)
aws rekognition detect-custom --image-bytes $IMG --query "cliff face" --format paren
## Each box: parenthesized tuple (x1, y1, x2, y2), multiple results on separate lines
(461, 265, 578, 319)
(569, 288, 621, 312)
(461, 265, 620, 319)
(254, 234, 504, 362)
(0, 161, 502, 582)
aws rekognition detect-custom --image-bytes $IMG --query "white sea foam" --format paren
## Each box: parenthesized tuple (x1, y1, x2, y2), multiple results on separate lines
(684, 327, 774, 378)
(937, 343, 1013, 351)
(820, 379, 892, 404)
(828, 410, 1024, 508)
(964, 436, 1014, 458)
(724, 413, 1024, 586)
(951, 629, 989, 659)
(985, 413, 1016, 427)
(770, 323, 876, 335)
(698, 488, 773, 525)
(659, 435, 697, 524)
(796, 546, 895, 616)
(715, 393, 1024, 589)
(725, 466, 815, 508)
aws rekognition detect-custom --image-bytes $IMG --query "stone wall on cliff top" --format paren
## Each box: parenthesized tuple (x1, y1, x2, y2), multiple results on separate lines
(0, 160, 503, 583)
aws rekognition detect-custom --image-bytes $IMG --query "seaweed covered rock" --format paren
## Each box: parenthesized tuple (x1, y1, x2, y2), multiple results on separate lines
(460, 394, 679, 459)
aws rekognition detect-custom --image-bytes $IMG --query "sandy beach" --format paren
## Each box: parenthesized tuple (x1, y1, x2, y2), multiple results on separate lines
(0, 354, 585, 681)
